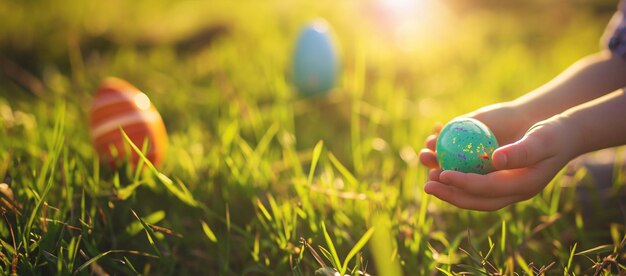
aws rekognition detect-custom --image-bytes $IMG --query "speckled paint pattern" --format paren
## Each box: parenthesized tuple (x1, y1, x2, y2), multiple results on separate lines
(436, 118, 499, 174)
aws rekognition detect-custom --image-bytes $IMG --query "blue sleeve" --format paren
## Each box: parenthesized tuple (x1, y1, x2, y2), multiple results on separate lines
(606, 1, 626, 60)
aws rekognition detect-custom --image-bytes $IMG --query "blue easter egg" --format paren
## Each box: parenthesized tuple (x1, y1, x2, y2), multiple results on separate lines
(436, 118, 499, 174)
(292, 20, 339, 97)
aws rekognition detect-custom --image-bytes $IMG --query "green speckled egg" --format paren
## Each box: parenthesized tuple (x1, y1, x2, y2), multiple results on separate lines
(436, 118, 499, 174)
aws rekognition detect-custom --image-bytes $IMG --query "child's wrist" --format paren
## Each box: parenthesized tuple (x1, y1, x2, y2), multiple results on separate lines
(505, 100, 534, 130)
(551, 114, 586, 160)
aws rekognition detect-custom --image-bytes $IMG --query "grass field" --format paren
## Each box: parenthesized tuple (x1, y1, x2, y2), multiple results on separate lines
(1, 0, 625, 274)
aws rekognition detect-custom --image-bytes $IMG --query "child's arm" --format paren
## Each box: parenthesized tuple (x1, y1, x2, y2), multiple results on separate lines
(424, 90, 626, 211)
(419, 52, 626, 171)
(512, 52, 626, 126)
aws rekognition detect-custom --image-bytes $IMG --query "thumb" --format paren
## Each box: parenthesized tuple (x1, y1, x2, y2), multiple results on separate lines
(492, 124, 557, 170)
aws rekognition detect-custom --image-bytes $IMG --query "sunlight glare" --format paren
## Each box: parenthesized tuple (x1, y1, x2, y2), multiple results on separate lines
(134, 93, 151, 110)
(371, 0, 450, 51)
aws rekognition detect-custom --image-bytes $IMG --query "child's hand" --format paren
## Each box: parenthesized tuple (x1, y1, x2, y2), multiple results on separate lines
(419, 101, 531, 170)
(463, 102, 533, 145)
(417, 52, 626, 211)
(422, 117, 580, 211)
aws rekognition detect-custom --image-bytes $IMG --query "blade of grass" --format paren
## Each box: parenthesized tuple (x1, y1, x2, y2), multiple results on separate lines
(132, 138, 150, 184)
(320, 221, 341, 271)
(120, 128, 198, 207)
(75, 249, 158, 273)
(125, 210, 166, 236)
(116, 180, 146, 200)
(317, 246, 336, 268)
(501, 220, 506, 254)
(131, 210, 162, 257)
(327, 152, 358, 187)
(67, 234, 81, 272)
(201, 220, 218, 243)
(610, 223, 621, 252)
(435, 267, 454, 276)
(369, 212, 402, 276)
(564, 242, 576, 275)
(575, 244, 613, 256)
(25, 105, 65, 255)
(0, 238, 16, 256)
(514, 252, 532, 275)
(255, 122, 279, 157)
(221, 121, 239, 150)
(56, 246, 64, 273)
(252, 231, 260, 262)
(350, 42, 365, 175)
(341, 226, 374, 274)
(485, 236, 495, 260)
(122, 256, 140, 274)
(307, 141, 324, 186)
(301, 237, 327, 268)
(415, 192, 430, 252)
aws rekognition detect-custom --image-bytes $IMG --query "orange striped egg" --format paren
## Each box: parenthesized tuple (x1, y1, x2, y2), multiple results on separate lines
(90, 77, 167, 168)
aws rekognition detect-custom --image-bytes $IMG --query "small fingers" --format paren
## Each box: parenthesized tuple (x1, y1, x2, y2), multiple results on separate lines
(425, 134, 437, 151)
(424, 181, 523, 211)
(433, 122, 443, 134)
(493, 124, 558, 170)
(428, 169, 443, 181)
(425, 123, 443, 151)
(437, 169, 538, 198)
(419, 149, 440, 169)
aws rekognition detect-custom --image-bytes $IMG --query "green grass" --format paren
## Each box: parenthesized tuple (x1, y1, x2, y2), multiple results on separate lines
(1, 0, 625, 274)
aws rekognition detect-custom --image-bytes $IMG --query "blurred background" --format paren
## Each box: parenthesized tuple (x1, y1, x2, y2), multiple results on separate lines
(1, 0, 617, 158)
